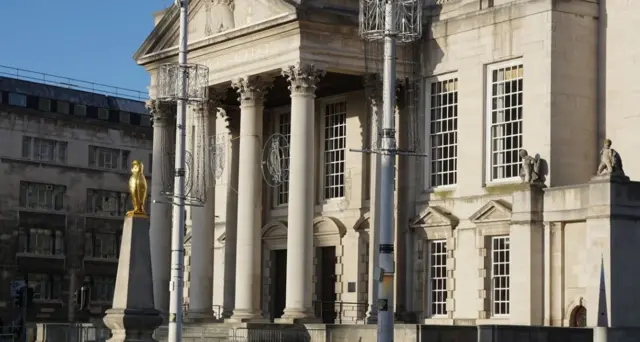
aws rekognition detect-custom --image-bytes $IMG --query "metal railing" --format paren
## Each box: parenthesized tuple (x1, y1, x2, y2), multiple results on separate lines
(182, 303, 224, 318)
(0, 65, 148, 101)
(153, 326, 326, 342)
(312, 300, 369, 324)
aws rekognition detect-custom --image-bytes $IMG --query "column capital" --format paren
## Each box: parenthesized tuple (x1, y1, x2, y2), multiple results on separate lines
(281, 63, 325, 96)
(194, 89, 225, 118)
(232, 75, 272, 106)
(147, 100, 175, 127)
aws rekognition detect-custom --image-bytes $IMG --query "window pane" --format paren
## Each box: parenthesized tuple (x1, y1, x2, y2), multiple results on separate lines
(428, 78, 458, 188)
(324, 101, 347, 200)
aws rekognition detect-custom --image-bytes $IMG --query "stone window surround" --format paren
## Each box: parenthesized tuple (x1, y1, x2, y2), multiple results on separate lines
(470, 199, 512, 323)
(261, 217, 345, 321)
(484, 58, 524, 185)
(411, 205, 459, 323)
(270, 105, 292, 209)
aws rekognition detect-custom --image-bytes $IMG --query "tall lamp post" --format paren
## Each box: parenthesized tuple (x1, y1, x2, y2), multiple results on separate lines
(356, 1, 422, 341)
(156, 1, 210, 342)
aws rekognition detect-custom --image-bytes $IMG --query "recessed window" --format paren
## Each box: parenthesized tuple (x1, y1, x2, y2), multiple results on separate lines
(324, 100, 347, 200)
(86, 188, 130, 217)
(427, 77, 458, 188)
(491, 236, 510, 316)
(22, 136, 67, 163)
(19, 181, 66, 212)
(119, 111, 130, 124)
(98, 108, 109, 120)
(88, 146, 130, 170)
(274, 111, 291, 206)
(57, 101, 70, 114)
(74, 104, 87, 116)
(487, 61, 523, 181)
(428, 240, 448, 317)
(8, 93, 27, 107)
(91, 276, 116, 302)
(38, 98, 51, 112)
(27, 273, 63, 301)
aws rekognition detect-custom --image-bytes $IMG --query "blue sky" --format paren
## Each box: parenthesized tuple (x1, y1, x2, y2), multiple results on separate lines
(0, 0, 174, 93)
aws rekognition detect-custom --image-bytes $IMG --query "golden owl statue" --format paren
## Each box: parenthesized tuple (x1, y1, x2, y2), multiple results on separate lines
(126, 160, 148, 218)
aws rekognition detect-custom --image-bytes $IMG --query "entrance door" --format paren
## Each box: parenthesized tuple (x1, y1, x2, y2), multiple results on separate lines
(273, 249, 287, 319)
(318, 246, 337, 323)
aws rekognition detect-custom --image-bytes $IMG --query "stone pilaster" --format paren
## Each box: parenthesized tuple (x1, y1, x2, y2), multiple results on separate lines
(146, 99, 175, 316)
(363, 73, 382, 323)
(187, 91, 224, 319)
(228, 75, 271, 322)
(510, 183, 545, 325)
(276, 64, 325, 323)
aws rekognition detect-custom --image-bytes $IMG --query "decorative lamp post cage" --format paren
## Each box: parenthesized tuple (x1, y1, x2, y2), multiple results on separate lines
(157, 63, 210, 103)
(359, 0, 423, 44)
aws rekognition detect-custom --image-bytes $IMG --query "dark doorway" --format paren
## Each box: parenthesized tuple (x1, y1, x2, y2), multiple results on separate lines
(317, 246, 337, 323)
(273, 249, 287, 319)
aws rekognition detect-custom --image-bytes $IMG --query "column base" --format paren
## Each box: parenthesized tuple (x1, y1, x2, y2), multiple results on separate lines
(103, 308, 163, 342)
(184, 311, 218, 323)
(275, 309, 320, 324)
(226, 309, 269, 323)
(366, 308, 378, 324)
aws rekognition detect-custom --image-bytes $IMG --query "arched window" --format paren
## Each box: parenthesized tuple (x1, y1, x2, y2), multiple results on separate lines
(570, 305, 587, 327)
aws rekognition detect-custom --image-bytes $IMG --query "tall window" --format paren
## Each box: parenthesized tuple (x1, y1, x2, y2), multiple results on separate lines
(17, 228, 65, 255)
(89, 146, 130, 170)
(28, 273, 63, 301)
(428, 240, 448, 316)
(487, 62, 523, 181)
(427, 77, 458, 188)
(86, 189, 130, 217)
(22, 136, 68, 163)
(274, 112, 291, 206)
(324, 101, 347, 199)
(91, 276, 116, 302)
(85, 231, 120, 260)
(19, 181, 66, 211)
(491, 236, 510, 316)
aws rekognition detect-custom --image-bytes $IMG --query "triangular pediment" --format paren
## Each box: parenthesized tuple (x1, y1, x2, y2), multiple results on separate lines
(135, 0, 298, 60)
(469, 200, 512, 224)
(412, 206, 459, 228)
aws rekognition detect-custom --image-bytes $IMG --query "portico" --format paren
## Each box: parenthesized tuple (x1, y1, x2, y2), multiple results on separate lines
(135, 0, 381, 324)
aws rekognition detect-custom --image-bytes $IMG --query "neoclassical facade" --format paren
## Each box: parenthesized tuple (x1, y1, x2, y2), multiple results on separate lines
(134, 0, 640, 328)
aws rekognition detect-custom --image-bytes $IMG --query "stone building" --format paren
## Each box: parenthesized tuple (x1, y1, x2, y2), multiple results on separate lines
(135, 0, 640, 329)
(0, 75, 152, 323)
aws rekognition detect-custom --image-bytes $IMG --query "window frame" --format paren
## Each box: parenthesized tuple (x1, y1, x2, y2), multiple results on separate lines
(484, 59, 524, 185)
(426, 239, 448, 318)
(490, 235, 510, 317)
(19, 181, 66, 212)
(319, 96, 348, 203)
(22, 136, 68, 163)
(17, 227, 65, 256)
(28, 273, 63, 302)
(424, 73, 459, 190)
(271, 106, 292, 208)
(88, 145, 130, 171)
(8, 92, 27, 107)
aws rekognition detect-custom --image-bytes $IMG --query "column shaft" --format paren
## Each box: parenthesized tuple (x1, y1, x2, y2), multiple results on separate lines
(147, 100, 174, 315)
(230, 76, 269, 321)
(222, 114, 240, 318)
(188, 99, 218, 317)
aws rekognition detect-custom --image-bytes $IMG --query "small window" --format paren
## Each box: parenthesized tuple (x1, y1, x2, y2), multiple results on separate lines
(97, 108, 109, 120)
(57, 101, 70, 114)
(74, 104, 87, 116)
(8, 93, 27, 107)
(119, 111, 130, 124)
(38, 98, 51, 112)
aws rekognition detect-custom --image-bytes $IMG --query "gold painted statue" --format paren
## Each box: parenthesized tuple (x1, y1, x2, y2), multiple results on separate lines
(126, 160, 148, 218)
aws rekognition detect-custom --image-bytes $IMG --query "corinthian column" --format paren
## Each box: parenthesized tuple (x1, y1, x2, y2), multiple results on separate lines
(187, 91, 223, 319)
(146, 99, 175, 315)
(229, 75, 271, 322)
(277, 64, 325, 323)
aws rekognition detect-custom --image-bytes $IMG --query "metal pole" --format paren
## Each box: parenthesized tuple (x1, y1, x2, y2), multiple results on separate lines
(377, 1, 397, 341)
(168, 0, 189, 341)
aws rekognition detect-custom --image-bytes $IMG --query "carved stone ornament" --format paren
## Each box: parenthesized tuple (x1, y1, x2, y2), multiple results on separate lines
(597, 138, 625, 176)
(145, 99, 174, 124)
(519, 149, 545, 185)
(281, 64, 325, 95)
(193, 89, 225, 117)
(231, 75, 272, 105)
(205, 0, 236, 35)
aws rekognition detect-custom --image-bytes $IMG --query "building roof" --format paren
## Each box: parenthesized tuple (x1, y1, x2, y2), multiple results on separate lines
(0, 76, 148, 115)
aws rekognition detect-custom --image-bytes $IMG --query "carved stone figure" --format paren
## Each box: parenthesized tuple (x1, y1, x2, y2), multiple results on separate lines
(205, 0, 235, 35)
(127, 160, 148, 218)
(519, 149, 544, 184)
(597, 138, 625, 176)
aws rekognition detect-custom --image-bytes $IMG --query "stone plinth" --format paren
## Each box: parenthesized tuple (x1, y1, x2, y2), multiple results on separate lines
(103, 216, 162, 342)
